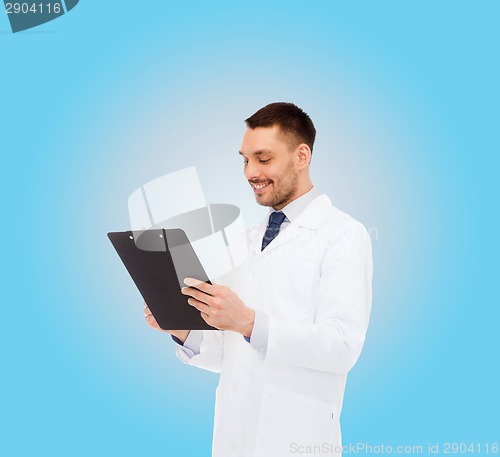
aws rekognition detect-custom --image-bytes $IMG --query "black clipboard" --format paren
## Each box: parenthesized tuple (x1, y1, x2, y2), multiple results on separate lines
(107, 228, 217, 330)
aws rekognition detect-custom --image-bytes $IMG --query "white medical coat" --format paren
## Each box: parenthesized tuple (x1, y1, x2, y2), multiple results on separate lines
(175, 194, 373, 456)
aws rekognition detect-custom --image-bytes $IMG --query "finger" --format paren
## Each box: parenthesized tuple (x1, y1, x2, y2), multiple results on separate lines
(145, 313, 157, 327)
(146, 316, 163, 332)
(183, 277, 216, 295)
(200, 312, 211, 323)
(200, 312, 220, 329)
(144, 305, 152, 317)
(181, 286, 214, 306)
(187, 297, 211, 315)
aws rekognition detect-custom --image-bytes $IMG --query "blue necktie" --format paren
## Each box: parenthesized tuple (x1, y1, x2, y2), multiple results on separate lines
(261, 211, 286, 251)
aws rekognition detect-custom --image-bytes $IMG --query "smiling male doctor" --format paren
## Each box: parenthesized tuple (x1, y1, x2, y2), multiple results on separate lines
(145, 102, 373, 456)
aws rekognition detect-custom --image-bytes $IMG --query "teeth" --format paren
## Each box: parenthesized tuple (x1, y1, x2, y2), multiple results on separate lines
(253, 182, 269, 189)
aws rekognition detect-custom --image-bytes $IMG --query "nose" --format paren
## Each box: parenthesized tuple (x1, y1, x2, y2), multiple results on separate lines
(244, 160, 261, 181)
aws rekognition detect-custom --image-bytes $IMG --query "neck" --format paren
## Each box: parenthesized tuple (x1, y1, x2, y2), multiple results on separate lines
(273, 180, 314, 211)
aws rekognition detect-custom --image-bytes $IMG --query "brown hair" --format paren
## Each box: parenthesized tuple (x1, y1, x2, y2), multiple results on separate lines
(245, 102, 316, 152)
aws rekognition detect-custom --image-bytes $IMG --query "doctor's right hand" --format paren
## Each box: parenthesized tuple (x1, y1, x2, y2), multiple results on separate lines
(144, 301, 190, 343)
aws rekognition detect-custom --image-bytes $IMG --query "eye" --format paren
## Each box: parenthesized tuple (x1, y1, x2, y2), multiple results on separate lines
(259, 159, 271, 164)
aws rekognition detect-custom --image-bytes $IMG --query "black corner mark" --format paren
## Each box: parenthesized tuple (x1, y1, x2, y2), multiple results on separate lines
(64, 0, 78, 11)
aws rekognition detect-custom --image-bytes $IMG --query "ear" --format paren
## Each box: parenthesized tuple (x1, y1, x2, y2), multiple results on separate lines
(296, 144, 312, 169)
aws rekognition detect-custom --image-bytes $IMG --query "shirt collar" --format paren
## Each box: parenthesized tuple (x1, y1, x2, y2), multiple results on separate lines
(269, 186, 320, 222)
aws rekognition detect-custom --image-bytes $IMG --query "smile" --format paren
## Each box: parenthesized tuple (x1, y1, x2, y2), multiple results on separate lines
(251, 182, 271, 194)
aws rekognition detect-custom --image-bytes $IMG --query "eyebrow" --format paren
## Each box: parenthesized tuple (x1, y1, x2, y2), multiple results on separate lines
(238, 149, 273, 156)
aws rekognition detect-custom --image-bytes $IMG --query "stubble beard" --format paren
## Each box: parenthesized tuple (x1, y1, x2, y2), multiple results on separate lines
(256, 161, 298, 209)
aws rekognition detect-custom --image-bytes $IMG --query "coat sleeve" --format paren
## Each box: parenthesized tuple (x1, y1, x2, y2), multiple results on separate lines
(174, 329, 225, 373)
(262, 221, 373, 374)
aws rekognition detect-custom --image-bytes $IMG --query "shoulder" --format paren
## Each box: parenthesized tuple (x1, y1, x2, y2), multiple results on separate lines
(320, 196, 371, 246)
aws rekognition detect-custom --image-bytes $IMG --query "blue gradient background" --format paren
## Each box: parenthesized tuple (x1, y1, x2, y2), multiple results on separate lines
(1, 1, 498, 455)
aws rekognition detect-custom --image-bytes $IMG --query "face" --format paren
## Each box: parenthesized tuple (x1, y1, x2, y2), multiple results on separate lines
(239, 126, 300, 210)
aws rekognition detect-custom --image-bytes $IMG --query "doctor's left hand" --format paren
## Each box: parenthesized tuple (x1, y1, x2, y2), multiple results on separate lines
(181, 277, 255, 338)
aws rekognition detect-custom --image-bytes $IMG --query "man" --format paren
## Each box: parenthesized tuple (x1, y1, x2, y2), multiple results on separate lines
(145, 102, 373, 456)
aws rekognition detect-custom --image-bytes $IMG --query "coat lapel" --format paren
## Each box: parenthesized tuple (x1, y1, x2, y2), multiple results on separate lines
(248, 194, 332, 258)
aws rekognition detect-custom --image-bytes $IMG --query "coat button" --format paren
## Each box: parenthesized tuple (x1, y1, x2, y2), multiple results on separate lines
(232, 384, 239, 392)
